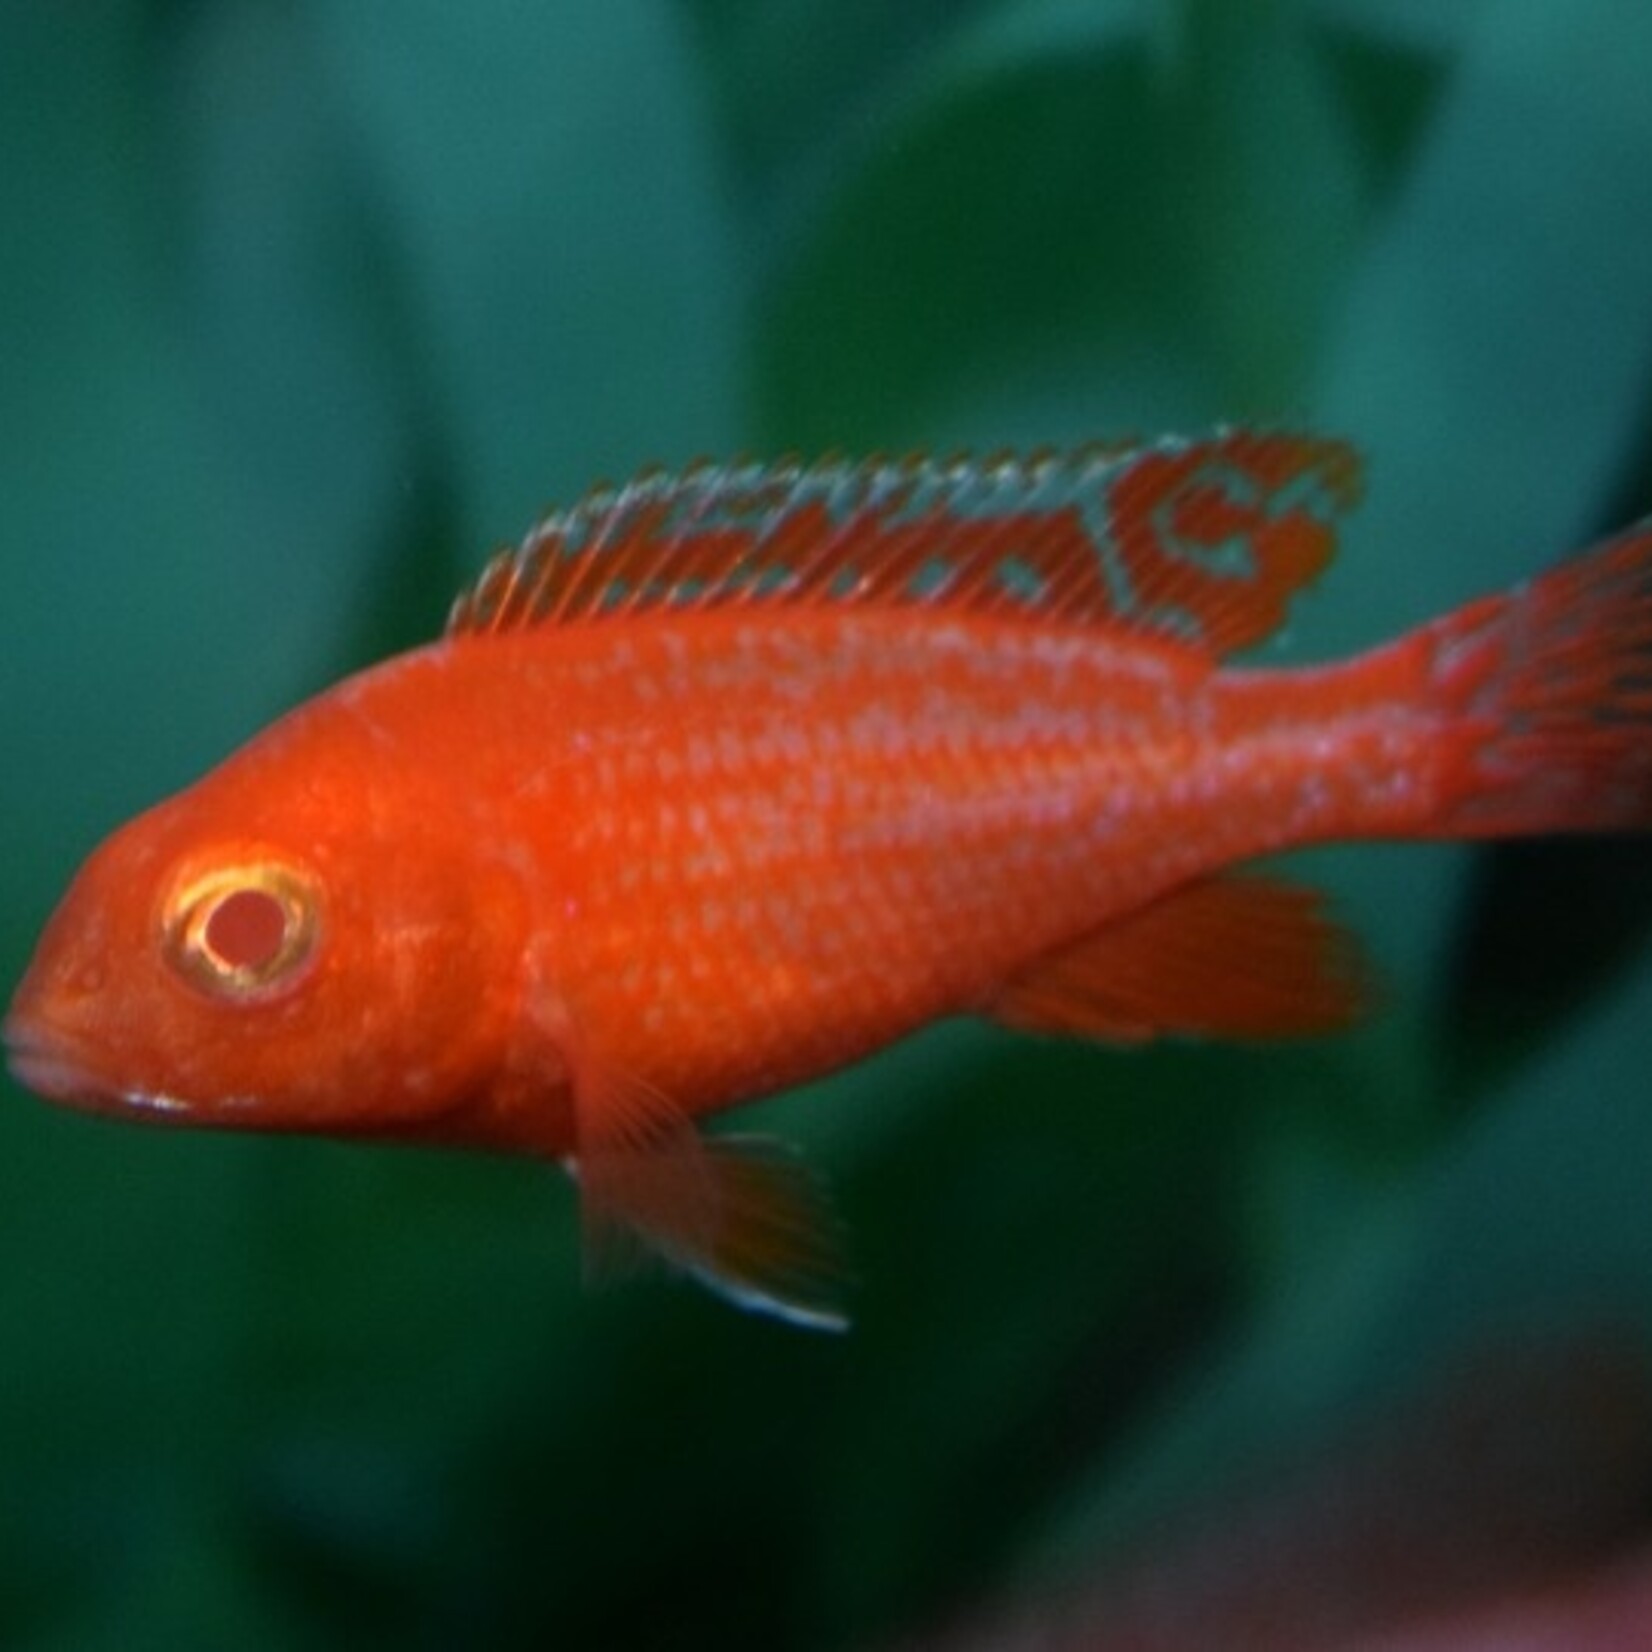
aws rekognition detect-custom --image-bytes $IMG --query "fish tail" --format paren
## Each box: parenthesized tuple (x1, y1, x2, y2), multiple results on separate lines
(1422, 518, 1652, 837)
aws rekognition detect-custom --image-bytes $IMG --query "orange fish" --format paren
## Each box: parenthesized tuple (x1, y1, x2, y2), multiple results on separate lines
(7, 433, 1652, 1326)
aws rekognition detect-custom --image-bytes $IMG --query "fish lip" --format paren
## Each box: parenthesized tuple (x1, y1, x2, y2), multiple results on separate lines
(2, 1010, 135, 1112)
(4, 1011, 209, 1120)
(4, 1013, 106, 1106)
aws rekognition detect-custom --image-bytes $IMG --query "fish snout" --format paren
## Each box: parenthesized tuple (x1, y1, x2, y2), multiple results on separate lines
(4, 1006, 107, 1106)
(3, 967, 134, 1114)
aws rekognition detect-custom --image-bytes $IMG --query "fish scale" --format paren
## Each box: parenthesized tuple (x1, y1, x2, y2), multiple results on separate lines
(457, 611, 1393, 1114)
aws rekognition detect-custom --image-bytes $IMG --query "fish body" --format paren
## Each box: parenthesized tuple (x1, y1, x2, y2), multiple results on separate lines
(8, 434, 1652, 1325)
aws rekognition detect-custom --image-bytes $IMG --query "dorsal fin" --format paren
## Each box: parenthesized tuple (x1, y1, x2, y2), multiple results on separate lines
(447, 432, 1362, 658)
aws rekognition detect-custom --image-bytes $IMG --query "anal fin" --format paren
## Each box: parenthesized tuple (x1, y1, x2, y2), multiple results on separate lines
(572, 1063, 848, 1332)
(990, 872, 1371, 1043)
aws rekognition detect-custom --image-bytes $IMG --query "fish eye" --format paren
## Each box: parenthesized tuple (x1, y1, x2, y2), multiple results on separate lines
(164, 862, 320, 1000)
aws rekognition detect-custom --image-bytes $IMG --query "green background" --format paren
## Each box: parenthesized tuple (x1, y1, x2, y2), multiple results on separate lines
(3, 2, 1652, 1646)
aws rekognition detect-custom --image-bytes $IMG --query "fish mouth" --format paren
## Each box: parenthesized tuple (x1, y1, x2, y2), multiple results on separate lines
(1, 1011, 185, 1117)
(4, 1015, 105, 1104)
(4, 1009, 211, 1121)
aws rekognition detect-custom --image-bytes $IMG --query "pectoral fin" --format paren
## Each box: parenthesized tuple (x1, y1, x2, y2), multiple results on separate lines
(571, 1063, 848, 1332)
(990, 872, 1371, 1042)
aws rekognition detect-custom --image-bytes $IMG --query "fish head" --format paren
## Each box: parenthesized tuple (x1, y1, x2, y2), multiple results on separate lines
(5, 714, 526, 1139)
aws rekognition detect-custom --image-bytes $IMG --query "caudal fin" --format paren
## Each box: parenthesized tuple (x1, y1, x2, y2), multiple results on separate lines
(1426, 519, 1652, 837)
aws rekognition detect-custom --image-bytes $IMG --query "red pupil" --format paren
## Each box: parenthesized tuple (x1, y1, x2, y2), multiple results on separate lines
(204, 889, 288, 971)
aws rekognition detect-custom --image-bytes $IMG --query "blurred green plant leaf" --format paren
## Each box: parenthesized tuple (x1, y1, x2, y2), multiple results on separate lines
(312, 0, 742, 539)
(756, 1, 1375, 450)
(1035, 952, 1652, 1582)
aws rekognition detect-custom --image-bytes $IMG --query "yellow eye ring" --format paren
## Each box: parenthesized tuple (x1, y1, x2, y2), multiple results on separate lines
(165, 862, 320, 1001)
